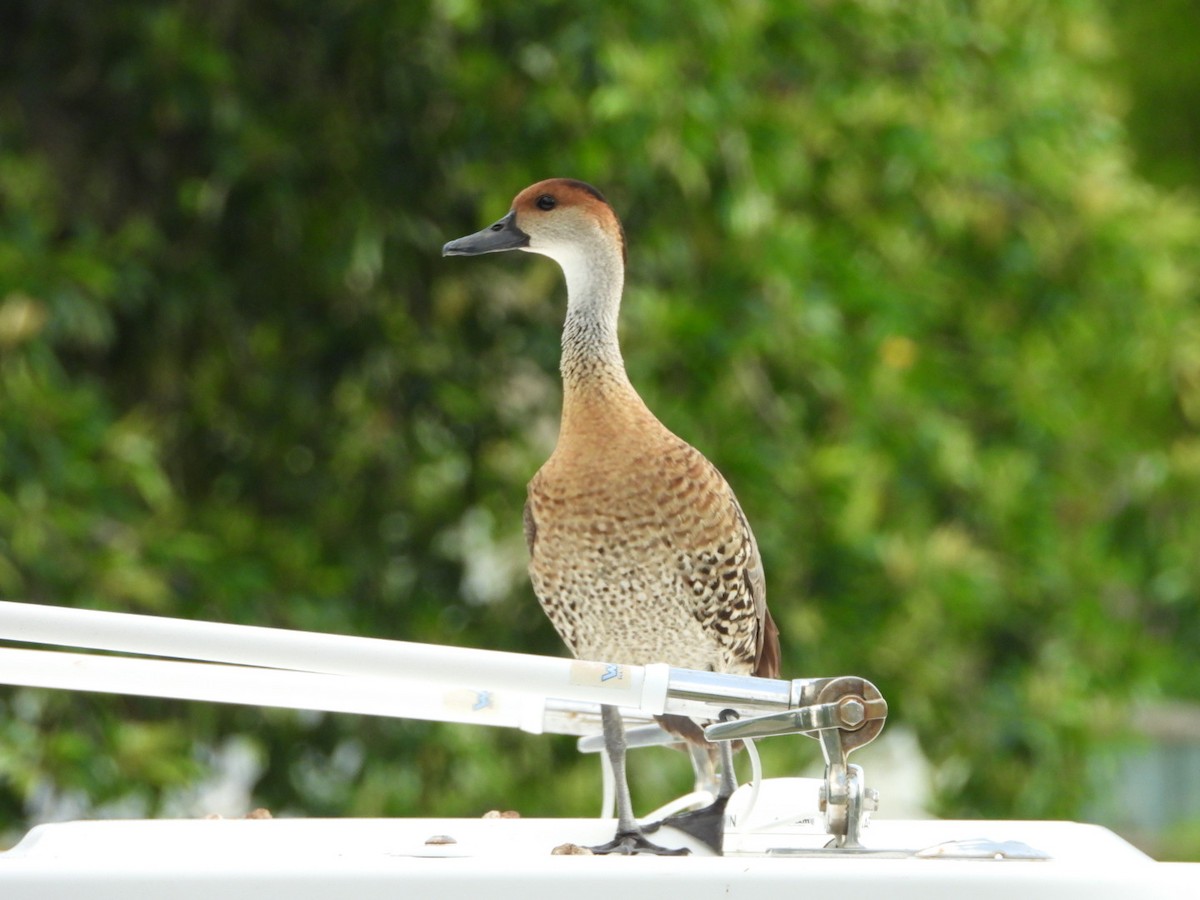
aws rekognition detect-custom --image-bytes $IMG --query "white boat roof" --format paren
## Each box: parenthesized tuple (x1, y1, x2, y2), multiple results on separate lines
(2, 813, 1195, 900)
(1, 605, 1195, 898)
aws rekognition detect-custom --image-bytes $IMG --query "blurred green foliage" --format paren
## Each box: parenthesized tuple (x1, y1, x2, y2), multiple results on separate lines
(1, 0, 1198, 849)
(1105, 0, 1200, 191)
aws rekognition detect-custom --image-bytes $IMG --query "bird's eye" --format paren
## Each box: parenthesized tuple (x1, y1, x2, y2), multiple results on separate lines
(536, 194, 556, 211)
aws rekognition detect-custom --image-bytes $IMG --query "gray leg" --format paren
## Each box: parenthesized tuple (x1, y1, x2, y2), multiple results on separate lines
(716, 737, 737, 799)
(602, 704, 639, 834)
(588, 705, 689, 856)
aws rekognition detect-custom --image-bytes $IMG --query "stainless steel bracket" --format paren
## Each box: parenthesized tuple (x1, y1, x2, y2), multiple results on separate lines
(706, 675, 887, 847)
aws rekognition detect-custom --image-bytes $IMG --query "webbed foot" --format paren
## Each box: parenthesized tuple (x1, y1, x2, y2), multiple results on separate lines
(649, 795, 729, 855)
(588, 830, 691, 856)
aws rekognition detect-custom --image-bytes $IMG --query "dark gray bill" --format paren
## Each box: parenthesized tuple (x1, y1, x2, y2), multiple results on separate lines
(442, 210, 530, 256)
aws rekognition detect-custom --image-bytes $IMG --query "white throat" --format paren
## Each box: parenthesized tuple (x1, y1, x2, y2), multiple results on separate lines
(535, 241, 627, 381)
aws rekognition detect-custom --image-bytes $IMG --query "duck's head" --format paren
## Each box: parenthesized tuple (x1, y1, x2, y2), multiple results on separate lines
(442, 178, 626, 269)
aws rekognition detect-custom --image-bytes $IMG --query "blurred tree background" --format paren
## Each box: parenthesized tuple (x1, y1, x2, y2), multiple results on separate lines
(1, 0, 1198, 858)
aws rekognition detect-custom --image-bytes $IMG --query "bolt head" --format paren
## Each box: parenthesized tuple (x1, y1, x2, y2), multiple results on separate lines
(838, 697, 866, 727)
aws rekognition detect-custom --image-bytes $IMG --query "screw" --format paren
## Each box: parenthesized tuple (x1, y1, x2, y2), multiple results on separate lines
(838, 697, 866, 727)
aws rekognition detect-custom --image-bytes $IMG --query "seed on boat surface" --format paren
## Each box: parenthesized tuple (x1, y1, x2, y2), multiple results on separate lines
(424, 834, 457, 845)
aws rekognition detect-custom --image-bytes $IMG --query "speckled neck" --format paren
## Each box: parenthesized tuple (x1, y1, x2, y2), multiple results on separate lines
(558, 240, 628, 381)
(555, 240, 651, 433)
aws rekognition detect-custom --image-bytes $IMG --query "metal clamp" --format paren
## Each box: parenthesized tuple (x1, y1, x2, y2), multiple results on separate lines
(706, 675, 887, 847)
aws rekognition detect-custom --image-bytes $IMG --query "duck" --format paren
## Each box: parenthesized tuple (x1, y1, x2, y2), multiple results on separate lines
(443, 178, 780, 855)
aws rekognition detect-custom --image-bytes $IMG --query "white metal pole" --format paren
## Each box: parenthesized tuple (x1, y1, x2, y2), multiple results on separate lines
(0, 601, 669, 715)
(0, 647, 559, 730)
